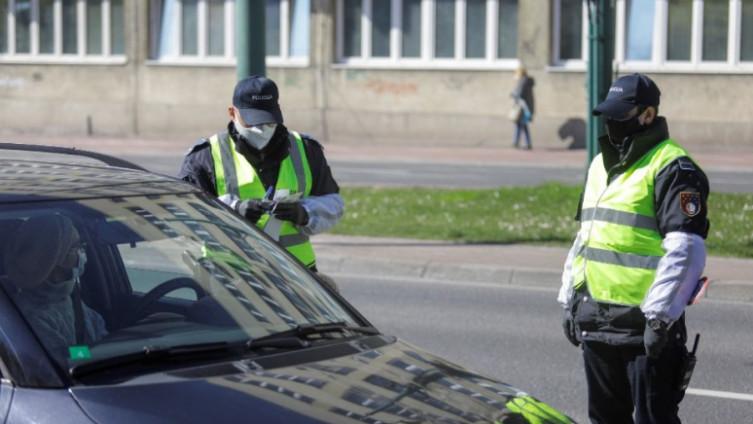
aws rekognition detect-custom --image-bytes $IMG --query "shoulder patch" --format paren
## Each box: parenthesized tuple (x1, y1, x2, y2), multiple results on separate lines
(677, 157, 696, 171)
(185, 138, 210, 156)
(680, 191, 701, 217)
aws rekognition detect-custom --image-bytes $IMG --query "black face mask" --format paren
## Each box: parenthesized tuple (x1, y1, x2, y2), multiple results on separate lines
(605, 109, 646, 146)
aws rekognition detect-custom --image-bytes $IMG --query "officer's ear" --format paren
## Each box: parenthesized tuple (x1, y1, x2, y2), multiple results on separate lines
(640, 106, 657, 126)
(228, 106, 237, 121)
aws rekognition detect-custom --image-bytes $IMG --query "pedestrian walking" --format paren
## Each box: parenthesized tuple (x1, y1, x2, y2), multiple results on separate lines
(558, 73, 710, 423)
(179, 75, 344, 273)
(509, 66, 535, 149)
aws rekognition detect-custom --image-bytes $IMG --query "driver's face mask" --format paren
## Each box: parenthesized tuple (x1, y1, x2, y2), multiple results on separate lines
(234, 121, 277, 150)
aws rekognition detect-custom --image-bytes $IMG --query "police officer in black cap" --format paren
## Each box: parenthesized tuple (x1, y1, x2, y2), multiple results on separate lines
(557, 73, 710, 423)
(179, 75, 342, 271)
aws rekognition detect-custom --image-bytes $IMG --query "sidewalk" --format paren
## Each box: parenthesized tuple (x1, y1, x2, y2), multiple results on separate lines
(313, 234, 753, 304)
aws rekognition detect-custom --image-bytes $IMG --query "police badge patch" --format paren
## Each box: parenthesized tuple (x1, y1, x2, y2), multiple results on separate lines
(680, 192, 701, 217)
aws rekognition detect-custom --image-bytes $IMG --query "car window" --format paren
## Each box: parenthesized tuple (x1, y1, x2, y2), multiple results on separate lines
(0, 194, 359, 376)
(118, 237, 198, 301)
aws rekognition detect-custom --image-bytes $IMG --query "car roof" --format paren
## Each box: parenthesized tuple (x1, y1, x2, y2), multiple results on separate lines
(0, 144, 199, 203)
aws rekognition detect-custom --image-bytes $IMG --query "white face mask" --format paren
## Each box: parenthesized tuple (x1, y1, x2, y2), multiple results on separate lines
(234, 121, 277, 150)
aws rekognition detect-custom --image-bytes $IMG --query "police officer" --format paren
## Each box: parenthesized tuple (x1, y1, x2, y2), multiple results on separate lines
(179, 75, 343, 271)
(558, 73, 709, 424)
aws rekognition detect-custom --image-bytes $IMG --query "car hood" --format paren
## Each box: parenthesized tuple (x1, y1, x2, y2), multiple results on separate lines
(70, 337, 572, 424)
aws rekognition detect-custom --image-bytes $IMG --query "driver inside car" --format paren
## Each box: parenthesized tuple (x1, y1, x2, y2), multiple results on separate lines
(3, 214, 107, 362)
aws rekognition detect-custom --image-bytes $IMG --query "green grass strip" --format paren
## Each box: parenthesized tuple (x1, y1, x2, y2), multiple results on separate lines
(332, 183, 753, 258)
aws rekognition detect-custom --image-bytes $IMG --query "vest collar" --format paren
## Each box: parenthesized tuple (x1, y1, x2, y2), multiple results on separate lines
(598, 117, 670, 177)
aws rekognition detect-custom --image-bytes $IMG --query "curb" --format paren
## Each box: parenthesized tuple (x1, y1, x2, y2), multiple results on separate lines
(316, 255, 753, 304)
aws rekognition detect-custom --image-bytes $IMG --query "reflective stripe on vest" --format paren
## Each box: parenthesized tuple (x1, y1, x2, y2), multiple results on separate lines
(572, 139, 693, 306)
(209, 131, 316, 268)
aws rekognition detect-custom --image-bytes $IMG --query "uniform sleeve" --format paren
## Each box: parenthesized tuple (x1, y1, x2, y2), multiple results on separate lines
(297, 136, 343, 235)
(558, 191, 585, 307)
(642, 232, 706, 323)
(177, 141, 218, 196)
(642, 157, 711, 323)
(558, 232, 583, 308)
(302, 135, 340, 196)
(654, 157, 710, 238)
(301, 193, 345, 236)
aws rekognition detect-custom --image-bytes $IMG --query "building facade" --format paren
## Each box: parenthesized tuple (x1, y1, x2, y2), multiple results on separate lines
(1, 0, 752, 152)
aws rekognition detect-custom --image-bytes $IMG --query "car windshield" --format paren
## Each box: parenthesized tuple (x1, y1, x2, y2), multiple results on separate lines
(0, 193, 359, 376)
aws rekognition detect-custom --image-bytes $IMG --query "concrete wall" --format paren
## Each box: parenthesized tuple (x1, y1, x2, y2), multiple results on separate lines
(1, 0, 751, 154)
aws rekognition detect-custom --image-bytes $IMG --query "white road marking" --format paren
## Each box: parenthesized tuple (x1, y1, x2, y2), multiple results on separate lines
(686, 388, 753, 402)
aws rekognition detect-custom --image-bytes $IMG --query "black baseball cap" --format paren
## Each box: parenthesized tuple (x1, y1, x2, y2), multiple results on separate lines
(593, 73, 660, 120)
(232, 75, 284, 126)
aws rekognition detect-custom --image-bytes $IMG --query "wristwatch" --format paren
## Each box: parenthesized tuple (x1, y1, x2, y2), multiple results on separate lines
(647, 318, 667, 332)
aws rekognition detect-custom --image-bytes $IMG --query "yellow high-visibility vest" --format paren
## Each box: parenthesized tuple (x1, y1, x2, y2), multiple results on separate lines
(209, 131, 316, 268)
(572, 139, 693, 305)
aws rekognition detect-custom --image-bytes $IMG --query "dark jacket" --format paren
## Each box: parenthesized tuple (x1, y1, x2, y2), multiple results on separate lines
(178, 122, 339, 197)
(511, 76, 535, 123)
(571, 117, 710, 345)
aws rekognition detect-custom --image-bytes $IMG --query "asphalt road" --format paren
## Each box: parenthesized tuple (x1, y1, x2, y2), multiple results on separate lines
(334, 274, 753, 424)
(127, 155, 753, 194)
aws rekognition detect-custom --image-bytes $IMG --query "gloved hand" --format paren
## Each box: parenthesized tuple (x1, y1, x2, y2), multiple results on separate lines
(273, 201, 309, 226)
(562, 310, 580, 347)
(235, 199, 270, 224)
(644, 319, 668, 358)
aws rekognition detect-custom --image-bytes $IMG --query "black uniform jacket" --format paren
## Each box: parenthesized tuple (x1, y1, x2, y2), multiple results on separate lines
(571, 117, 710, 346)
(178, 122, 339, 198)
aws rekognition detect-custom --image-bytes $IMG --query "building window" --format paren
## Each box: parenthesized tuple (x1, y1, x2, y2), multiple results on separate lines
(497, 0, 517, 58)
(742, 0, 753, 61)
(552, 0, 586, 64)
(371, 0, 390, 57)
(401, 0, 421, 58)
(624, 0, 655, 61)
(342, 0, 360, 57)
(336, 0, 519, 69)
(434, 0, 454, 58)
(0, 0, 125, 62)
(702, 0, 729, 61)
(149, 0, 309, 66)
(552, 0, 753, 72)
(667, 0, 692, 61)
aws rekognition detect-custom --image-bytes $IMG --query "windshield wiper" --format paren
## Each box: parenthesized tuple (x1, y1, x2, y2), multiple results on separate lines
(69, 338, 307, 380)
(249, 321, 380, 346)
(70, 323, 379, 380)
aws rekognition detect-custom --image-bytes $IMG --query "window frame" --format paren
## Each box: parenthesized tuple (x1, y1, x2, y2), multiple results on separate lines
(334, 0, 519, 70)
(550, 0, 753, 73)
(0, 0, 127, 65)
(147, 0, 309, 68)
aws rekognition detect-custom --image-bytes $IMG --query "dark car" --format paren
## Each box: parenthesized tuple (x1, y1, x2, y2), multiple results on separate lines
(0, 144, 574, 424)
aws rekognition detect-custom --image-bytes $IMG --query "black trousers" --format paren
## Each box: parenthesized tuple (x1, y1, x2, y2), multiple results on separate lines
(582, 332, 688, 424)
